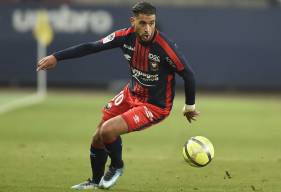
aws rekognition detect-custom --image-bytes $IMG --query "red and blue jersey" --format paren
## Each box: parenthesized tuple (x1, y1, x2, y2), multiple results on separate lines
(53, 27, 195, 112)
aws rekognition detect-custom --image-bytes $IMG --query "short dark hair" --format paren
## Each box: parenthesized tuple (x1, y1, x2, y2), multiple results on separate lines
(132, 1, 156, 16)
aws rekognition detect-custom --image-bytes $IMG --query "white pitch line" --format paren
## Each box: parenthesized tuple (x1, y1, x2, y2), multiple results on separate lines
(0, 93, 46, 114)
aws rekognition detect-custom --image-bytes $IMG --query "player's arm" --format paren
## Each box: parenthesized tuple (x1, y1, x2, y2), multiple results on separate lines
(37, 30, 125, 71)
(177, 67, 199, 123)
(161, 37, 199, 123)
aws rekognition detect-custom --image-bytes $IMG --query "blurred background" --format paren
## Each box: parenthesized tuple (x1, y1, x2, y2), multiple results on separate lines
(0, 1, 281, 192)
(0, 0, 280, 92)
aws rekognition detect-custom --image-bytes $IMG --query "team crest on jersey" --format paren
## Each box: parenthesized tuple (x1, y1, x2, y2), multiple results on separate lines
(150, 61, 159, 72)
(102, 32, 115, 44)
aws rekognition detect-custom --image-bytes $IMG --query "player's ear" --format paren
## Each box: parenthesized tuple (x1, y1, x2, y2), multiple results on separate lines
(130, 17, 135, 27)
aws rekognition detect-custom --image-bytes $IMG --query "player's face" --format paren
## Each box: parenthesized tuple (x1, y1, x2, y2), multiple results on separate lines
(131, 14, 156, 42)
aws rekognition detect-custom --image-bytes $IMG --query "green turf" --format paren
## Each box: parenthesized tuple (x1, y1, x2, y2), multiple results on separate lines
(0, 91, 280, 192)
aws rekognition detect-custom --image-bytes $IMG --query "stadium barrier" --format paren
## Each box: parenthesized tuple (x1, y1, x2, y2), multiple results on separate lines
(0, 4, 280, 90)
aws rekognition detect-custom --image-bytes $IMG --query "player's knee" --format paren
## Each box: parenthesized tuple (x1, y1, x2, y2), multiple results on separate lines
(91, 131, 103, 147)
(100, 121, 115, 142)
(92, 133, 100, 144)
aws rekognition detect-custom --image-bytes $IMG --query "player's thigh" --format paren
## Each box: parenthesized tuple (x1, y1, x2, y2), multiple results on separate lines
(102, 88, 131, 122)
(121, 105, 167, 132)
(100, 115, 129, 141)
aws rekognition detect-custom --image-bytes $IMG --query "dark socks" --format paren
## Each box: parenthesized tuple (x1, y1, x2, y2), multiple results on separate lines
(90, 145, 108, 184)
(104, 136, 124, 168)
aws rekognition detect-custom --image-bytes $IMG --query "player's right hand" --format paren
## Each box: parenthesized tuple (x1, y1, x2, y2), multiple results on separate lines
(36, 55, 57, 71)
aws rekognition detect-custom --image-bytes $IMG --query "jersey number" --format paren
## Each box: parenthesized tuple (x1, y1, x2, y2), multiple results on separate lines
(112, 91, 124, 106)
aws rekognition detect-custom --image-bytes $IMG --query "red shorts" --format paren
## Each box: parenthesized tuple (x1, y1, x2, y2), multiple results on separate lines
(102, 86, 170, 132)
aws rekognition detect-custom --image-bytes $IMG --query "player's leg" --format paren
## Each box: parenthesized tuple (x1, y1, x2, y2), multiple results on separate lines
(71, 119, 126, 190)
(91, 87, 132, 183)
(90, 122, 108, 184)
(89, 117, 128, 185)
(71, 87, 131, 190)
(98, 86, 132, 169)
(99, 104, 168, 189)
(100, 115, 128, 168)
(98, 115, 128, 189)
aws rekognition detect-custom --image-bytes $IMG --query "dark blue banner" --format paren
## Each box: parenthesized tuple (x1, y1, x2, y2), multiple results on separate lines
(0, 4, 280, 90)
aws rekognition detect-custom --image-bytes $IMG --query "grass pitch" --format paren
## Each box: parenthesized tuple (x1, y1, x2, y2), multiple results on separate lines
(0, 91, 280, 192)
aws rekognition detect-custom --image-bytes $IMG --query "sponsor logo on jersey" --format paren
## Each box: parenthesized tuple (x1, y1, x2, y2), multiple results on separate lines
(149, 53, 160, 62)
(123, 44, 135, 51)
(124, 54, 131, 61)
(102, 32, 115, 44)
(132, 68, 159, 86)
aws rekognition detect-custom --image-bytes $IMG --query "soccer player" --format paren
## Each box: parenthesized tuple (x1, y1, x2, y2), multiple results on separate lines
(37, 1, 199, 190)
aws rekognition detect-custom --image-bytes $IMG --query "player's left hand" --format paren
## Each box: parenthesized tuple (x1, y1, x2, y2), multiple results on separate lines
(182, 104, 200, 123)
